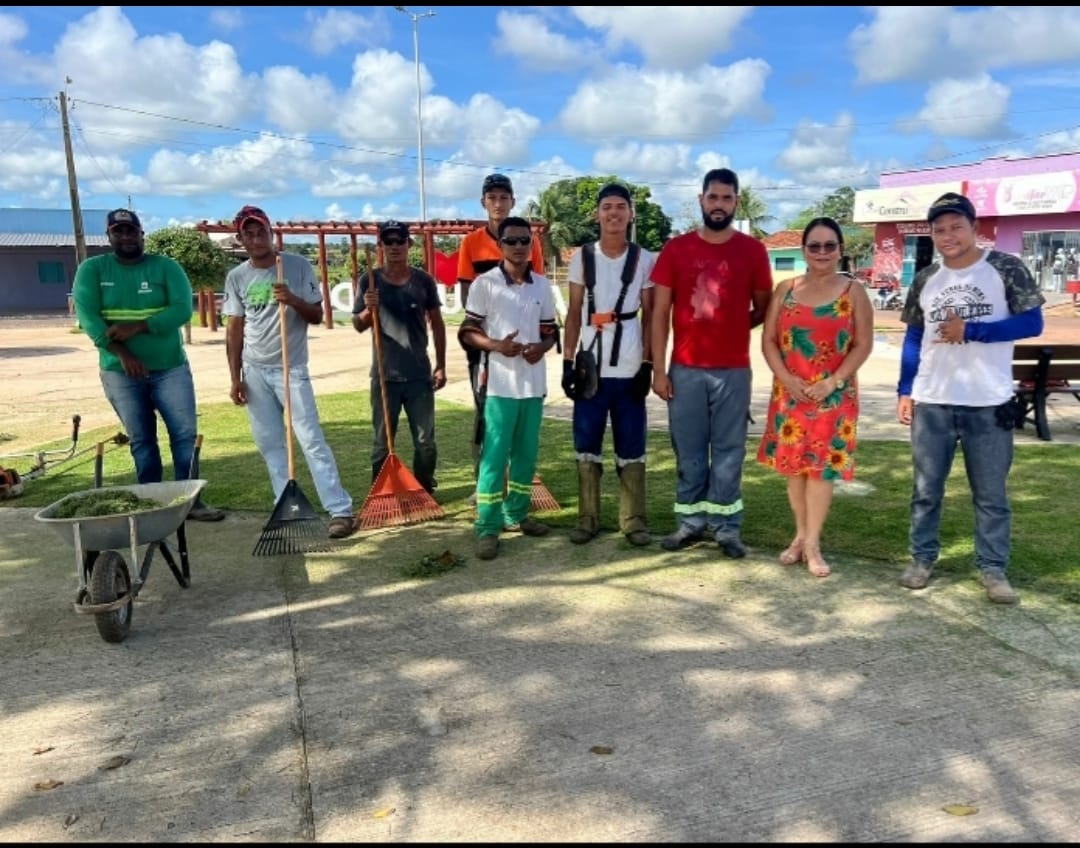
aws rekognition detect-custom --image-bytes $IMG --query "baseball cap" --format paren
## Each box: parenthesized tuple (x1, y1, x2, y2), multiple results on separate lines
(106, 208, 142, 231)
(597, 183, 632, 204)
(378, 219, 410, 240)
(927, 192, 976, 224)
(234, 204, 272, 234)
(482, 173, 514, 195)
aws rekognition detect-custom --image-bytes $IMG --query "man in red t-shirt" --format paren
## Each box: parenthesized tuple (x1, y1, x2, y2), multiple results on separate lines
(650, 167, 773, 557)
(456, 173, 545, 490)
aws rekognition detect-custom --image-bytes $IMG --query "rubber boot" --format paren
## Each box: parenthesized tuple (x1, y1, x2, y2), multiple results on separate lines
(570, 461, 602, 544)
(618, 461, 650, 546)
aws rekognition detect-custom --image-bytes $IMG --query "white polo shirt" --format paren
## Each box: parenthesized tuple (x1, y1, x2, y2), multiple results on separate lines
(466, 265, 557, 399)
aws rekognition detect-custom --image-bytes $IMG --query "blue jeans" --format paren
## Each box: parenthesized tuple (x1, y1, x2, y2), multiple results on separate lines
(370, 377, 437, 493)
(910, 403, 1013, 574)
(100, 364, 197, 484)
(243, 362, 353, 518)
(667, 364, 751, 539)
(572, 376, 647, 465)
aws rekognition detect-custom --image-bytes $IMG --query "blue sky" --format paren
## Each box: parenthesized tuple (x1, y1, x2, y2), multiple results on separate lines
(2, 6, 1080, 236)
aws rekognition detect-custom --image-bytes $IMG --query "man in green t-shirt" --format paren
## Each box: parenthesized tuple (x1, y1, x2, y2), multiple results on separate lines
(72, 208, 224, 521)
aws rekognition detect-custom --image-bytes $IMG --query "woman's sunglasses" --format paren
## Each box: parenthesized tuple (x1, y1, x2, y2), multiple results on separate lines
(805, 241, 839, 254)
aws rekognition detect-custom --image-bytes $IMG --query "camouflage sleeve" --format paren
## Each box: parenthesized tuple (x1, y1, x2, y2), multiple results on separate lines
(986, 251, 1046, 315)
(898, 263, 938, 327)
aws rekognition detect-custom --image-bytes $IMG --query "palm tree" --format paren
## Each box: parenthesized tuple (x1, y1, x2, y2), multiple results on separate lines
(736, 186, 776, 238)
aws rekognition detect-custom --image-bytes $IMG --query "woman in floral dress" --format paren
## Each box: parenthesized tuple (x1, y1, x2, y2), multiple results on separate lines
(757, 218, 875, 577)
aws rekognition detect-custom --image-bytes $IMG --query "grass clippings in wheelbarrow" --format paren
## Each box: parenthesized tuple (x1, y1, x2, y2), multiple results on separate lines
(52, 490, 162, 519)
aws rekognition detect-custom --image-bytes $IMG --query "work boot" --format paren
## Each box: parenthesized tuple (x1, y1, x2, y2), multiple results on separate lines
(899, 561, 934, 590)
(618, 461, 650, 547)
(570, 460, 602, 544)
(982, 570, 1019, 605)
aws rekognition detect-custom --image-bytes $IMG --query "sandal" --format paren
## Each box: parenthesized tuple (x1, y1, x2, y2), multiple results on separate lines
(804, 545, 831, 578)
(779, 539, 804, 566)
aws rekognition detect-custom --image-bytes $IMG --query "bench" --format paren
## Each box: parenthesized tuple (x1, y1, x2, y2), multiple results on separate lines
(1013, 343, 1080, 441)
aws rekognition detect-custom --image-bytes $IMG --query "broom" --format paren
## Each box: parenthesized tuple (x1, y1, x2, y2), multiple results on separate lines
(356, 246, 444, 530)
(252, 256, 330, 556)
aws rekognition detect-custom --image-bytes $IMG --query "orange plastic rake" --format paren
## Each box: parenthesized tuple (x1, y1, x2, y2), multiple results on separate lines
(356, 246, 444, 530)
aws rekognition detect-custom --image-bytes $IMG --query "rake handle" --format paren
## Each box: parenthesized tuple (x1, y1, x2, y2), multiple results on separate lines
(365, 245, 395, 456)
(277, 256, 297, 480)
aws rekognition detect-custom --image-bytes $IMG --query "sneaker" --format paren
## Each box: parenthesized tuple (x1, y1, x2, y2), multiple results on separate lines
(899, 561, 933, 590)
(327, 515, 356, 539)
(660, 524, 703, 552)
(625, 529, 651, 547)
(187, 501, 225, 522)
(476, 535, 499, 560)
(517, 518, 550, 537)
(716, 535, 747, 559)
(982, 571, 1019, 605)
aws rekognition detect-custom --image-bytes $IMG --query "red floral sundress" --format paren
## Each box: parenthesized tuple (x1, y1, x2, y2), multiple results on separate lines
(756, 282, 859, 480)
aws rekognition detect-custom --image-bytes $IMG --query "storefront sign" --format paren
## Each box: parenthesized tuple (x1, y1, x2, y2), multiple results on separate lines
(853, 182, 964, 223)
(967, 171, 1080, 217)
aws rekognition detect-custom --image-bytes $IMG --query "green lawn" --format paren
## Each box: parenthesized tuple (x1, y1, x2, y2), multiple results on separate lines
(7, 389, 1079, 603)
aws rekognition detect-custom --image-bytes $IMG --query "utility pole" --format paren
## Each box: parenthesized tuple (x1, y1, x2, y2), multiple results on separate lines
(59, 82, 87, 265)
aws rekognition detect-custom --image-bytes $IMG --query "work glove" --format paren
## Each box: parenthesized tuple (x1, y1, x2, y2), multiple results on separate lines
(561, 359, 579, 401)
(631, 361, 653, 401)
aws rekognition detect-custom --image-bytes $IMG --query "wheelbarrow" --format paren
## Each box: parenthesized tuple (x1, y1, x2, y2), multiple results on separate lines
(34, 477, 207, 643)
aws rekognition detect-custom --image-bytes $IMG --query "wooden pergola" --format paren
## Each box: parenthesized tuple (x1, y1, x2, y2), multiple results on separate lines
(194, 217, 548, 330)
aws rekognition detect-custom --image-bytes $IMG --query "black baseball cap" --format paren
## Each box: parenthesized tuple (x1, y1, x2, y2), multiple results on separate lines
(378, 219, 410, 240)
(482, 173, 514, 194)
(106, 208, 142, 231)
(927, 192, 976, 224)
(597, 183, 632, 204)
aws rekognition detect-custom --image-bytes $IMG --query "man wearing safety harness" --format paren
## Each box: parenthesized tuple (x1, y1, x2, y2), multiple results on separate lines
(562, 183, 656, 546)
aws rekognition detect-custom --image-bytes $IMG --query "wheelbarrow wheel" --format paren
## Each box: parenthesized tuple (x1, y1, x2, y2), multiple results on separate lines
(89, 550, 133, 643)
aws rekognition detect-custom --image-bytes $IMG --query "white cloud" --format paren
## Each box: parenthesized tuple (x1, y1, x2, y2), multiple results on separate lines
(306, 8, 384, 57)
(901, 75, 1012, 139)
(493, 11, 599, 72)
(263, 66, 338, 134)
(144, 133, 318, 197)
(560, 60, 771, 140)
(1034, 127, 1080, 155)
(571, 6, 754, 70)
(593, 142, 694, 176)
(208, 9, 244, 32)
(852, 6, 1080, 84)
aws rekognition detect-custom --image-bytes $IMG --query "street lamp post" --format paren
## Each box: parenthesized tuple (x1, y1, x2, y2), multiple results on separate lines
(394, 6, 435, 222)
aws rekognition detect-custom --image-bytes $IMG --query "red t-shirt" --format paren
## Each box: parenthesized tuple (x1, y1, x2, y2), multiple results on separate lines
(650, 230, 773, 369)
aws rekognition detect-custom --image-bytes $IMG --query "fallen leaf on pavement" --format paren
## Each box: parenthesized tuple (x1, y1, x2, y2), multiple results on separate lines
(373, 807, 396, 819)
(63, 813, 80, 829)
(33, 746, 55, 756)
(33, 779, 63, 791)
(590, 746, 614, 755)
(98, 755, 131, 771)
(942, 804, 979, 816)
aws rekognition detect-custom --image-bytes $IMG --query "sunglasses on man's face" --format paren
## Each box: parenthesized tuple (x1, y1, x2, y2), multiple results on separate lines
(501, 236, 532, 247)
(805, 241, 839, 254)
(381, 236, 408, 247)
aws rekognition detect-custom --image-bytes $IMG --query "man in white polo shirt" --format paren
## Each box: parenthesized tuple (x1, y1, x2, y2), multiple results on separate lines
(458, 216, 559, 560)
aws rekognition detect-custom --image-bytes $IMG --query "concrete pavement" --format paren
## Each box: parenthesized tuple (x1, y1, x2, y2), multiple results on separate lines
(1, 307, 1079, 842)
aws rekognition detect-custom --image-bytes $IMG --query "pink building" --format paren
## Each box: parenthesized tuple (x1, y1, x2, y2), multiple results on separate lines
(854, 151, 1080, 293)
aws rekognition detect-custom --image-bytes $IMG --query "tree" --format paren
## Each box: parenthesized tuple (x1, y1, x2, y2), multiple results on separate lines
(524, 176, 672, 265)
(734, 186, 775, 238)
(145, 226, 234, 292)
(785, 186, 873, 268)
